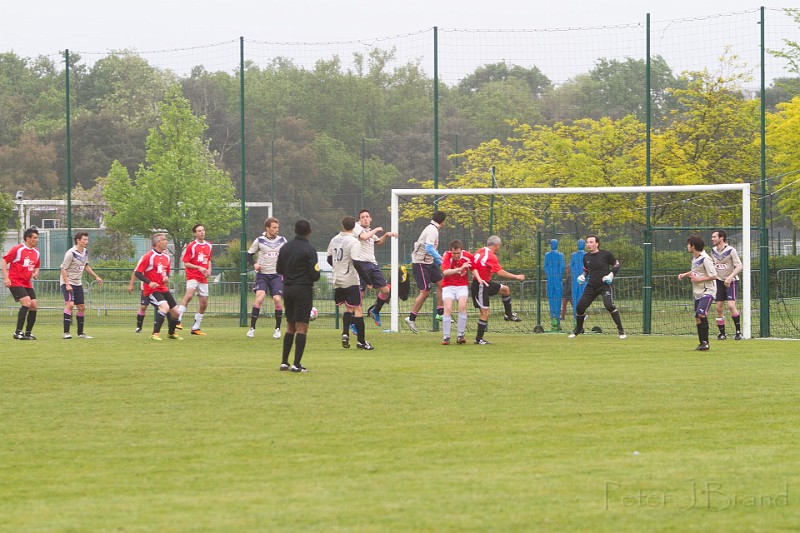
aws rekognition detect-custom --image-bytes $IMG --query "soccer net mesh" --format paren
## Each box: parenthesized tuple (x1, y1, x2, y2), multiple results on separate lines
(388, 184, 752, 338)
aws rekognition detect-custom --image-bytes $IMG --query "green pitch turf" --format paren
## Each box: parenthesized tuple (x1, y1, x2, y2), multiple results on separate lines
(1, 327, 798, 532)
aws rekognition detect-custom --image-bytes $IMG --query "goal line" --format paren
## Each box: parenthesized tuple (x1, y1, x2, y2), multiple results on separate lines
(389, 184, 752, 337)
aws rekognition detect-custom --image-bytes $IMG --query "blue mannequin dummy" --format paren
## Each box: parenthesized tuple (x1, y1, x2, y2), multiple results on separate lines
(570, 239, 587, 320)
(544, 239, 565, 330)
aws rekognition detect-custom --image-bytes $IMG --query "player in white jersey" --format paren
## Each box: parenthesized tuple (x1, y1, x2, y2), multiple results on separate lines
(247, 217, 287, 338)
(353, 209, 397, 327)
(405, 210, 446, 333)
(678, 235, 718, 351)
(327, 216, 373, 350)
(710, 230, 743, 340)
(60, 232, 103, 339)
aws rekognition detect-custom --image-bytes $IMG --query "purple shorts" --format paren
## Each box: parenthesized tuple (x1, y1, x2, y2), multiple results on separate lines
(254, 272, 283, 297)
(715, 279, 738, 302)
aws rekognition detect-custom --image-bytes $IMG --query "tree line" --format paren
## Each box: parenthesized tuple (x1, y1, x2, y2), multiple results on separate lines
(1, 11, 800, 256)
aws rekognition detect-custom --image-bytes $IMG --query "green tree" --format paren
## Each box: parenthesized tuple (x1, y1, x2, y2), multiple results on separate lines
(0, 191, 15, 252)
(103, 84, 238, 259)
(766, 95, 800, 227)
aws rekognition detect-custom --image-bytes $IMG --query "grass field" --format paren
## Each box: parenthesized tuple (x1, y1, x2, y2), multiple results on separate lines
(1, 326, 798, 532)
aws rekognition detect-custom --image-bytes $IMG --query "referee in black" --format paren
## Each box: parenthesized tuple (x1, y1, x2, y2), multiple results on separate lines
(275, 220, 321, 373)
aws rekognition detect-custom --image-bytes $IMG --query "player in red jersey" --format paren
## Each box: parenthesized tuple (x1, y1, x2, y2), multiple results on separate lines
(440, 240, 484, 345)
(470, 236, 525, 345)
(2, 227, 41, 340)
(177, 224, 213, 335)
(134, 233, 182, 341)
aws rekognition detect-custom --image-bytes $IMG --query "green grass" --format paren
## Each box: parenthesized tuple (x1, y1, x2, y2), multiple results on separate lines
(1, 327, 799, 532)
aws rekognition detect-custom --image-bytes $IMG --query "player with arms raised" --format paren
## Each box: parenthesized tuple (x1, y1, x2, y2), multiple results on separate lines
(353, 209, 397, 327)
(177, 224, 212, 335)
(678, 235, 718, 351)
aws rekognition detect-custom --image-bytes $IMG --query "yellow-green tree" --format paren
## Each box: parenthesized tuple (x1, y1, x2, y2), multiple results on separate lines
(766, 95, 800, 227)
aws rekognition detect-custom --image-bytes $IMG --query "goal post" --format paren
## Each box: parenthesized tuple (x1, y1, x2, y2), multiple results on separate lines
(389, 184, 751, 337)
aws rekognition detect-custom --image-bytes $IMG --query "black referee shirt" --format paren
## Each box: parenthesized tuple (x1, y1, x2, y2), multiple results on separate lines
(276, 236, 320, 286)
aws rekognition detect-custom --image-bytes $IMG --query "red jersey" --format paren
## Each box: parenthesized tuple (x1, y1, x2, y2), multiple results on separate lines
(3, 244, 40, 288)
(135, 249, 171, 296)
(472, 246, 502, 283)
(183, 240, 212, 283)
(442, 250, 473, 287)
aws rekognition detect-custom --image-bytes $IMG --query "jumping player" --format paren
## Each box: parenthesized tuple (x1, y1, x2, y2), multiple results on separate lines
(470, 236, 524, 345)
(405, 210, 446, 333)
(569, 235, 626, 339)
(678, 235, 718, 351)
(328, 216, 373, 350)
(247, 217, 286, 339)
(353, 209, 397, 327)
(710, 230, 743, 340)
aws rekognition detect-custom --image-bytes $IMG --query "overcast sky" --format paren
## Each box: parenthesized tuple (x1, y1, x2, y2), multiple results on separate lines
(1, 1, 786, 58)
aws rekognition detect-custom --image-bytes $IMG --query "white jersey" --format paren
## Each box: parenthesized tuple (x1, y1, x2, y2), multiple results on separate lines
(353, 223, 378, 264)
(690, 251, 718, 299)
(248, 234, 287, 274)
(60, 246, 89, 286)
(326, 231, 361, 288)
(411, 221, 440, 264)
(711, 244, 742, 281)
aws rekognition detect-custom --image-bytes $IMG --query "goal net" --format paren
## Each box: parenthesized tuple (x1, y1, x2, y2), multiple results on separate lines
(388, 184, 752, 338)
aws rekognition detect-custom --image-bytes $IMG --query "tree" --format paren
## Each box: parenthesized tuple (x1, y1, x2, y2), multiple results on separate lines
(766, 95, 800, 228)
(0, 132, 59, 198)
(649, 52, 759, 226)
(0, 191, 14, 252)
(103, 84, 238, 260)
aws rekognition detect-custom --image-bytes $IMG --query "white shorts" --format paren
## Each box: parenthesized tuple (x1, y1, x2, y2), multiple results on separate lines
(186, 279, 209, 297)
(442, 285, 469, 302)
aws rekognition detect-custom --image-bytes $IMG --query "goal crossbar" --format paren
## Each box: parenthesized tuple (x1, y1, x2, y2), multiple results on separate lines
(389, 184, 752, 337)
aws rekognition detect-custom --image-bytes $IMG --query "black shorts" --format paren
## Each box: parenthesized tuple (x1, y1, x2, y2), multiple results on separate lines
(139, 290, 149, 307)
(61, 284, 85, 305)
(354, 260, 388, 292)
(471, 279, 502, 309)
(412, 262, 443, 292)
(284, 285, 314, 324)
(715, 279, 738, 302)
(147, 291, 178, 309)
(254, 272, 283, 297)
(334, 285, 363, 308)
(10, 286, 36, 302)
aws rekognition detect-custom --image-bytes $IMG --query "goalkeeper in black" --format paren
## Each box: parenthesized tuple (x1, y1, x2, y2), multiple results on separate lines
(569, 235, 626, 339)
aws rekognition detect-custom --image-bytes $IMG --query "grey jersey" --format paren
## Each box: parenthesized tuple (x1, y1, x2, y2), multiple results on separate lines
(60, 246, 89, 286)
(353, 223, 378, 264)
(710, 244, 742, 281)
(326, 231, 361, 288)
(248, 234, 287, 274)
(411, 222, 440, 264)
(690, 251, 718, 299)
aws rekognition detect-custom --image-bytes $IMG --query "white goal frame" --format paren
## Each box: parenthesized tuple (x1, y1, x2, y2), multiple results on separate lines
(389, 184, 751, 338)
